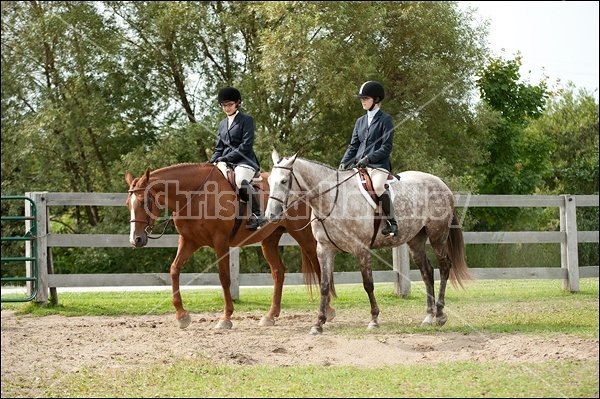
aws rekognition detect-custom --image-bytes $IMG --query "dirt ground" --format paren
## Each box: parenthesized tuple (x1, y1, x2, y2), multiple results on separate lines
(2, 308, 598, 386)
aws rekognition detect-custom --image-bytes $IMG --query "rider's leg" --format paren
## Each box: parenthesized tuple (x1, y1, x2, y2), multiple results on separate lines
(372, 168, 398, 237)
(235, 165, 266, 231)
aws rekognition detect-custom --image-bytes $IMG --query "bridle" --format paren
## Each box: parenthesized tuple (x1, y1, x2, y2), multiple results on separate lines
(127, 165, 217, 240)
(267, 165, 299, 214)
(269, 163, 358, 250)
(128, 187, 173, 239)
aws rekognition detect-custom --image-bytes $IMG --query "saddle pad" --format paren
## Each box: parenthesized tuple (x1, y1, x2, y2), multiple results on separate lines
(355, 172, 398, 209)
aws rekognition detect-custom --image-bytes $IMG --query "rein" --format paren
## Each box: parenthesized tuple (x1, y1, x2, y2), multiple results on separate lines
(128, 165, 217, 239)
(269, 165, 359, 251)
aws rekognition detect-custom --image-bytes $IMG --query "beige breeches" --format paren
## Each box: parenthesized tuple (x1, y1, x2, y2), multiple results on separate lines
(365, 167, 390, 197)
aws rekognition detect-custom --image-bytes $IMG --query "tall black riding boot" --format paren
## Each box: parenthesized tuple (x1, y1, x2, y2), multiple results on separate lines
(241, 180, 266, 231)
(379, 190, 398, 237)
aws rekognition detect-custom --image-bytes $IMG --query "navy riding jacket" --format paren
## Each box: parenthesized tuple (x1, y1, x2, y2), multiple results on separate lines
(340, 110, 395, 171)
(209, 112, 260, 171)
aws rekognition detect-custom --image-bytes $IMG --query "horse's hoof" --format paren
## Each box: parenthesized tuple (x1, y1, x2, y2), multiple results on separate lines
(421, 314, 434, 326)
(214, 319, 233, 329)
(309, 326, 322, 335)
(367, 321, 379, 330)
(326, 308, 336, 322)
(177, 312, 192, 329)
(258, 317, 275, 327)
(435, 314, 448, 326)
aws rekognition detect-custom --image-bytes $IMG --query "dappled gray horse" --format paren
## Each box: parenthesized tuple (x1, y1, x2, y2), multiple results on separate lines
(265, 150, 472, 335)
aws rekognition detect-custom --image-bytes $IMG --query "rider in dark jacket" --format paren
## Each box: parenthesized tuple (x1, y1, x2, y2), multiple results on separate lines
(210, 86, 265, 231)
(339, 81, 398, 236)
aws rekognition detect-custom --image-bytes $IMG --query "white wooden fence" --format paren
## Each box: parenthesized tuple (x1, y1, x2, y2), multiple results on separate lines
(19, 192, 600, 304)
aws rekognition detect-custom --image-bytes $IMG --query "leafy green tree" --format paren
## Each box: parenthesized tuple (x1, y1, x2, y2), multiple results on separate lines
(473, 56, 552, 230)
(530, 85, 599, 196)
(1, 1, 497, 274)
(528, 85, 599, 266)
(249, 1, 489, 175)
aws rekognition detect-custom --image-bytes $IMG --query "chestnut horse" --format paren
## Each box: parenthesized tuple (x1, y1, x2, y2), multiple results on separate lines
(125, 162, 334, 329)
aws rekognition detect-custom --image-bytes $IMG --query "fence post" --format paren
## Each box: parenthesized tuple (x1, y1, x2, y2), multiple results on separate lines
(229, 247, 240, 300)
(560, 195, 580, 292)
(26, 192, 49, 304)
(393, 244, 411, 297)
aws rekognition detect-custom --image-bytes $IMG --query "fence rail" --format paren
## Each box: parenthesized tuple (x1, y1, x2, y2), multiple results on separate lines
(6, 192, 599, 303)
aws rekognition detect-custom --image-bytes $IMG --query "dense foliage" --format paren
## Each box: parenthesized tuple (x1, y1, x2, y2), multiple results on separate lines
(1, 1, 598, 275)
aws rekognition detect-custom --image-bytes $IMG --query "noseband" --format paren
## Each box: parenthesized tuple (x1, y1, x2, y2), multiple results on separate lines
(128, 187, 171, 238)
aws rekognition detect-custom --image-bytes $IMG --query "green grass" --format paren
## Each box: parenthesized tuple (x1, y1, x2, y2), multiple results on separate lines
(2, 278, 598, 337)
(6, 359, 595, 398)
(2, 279, 598, 398)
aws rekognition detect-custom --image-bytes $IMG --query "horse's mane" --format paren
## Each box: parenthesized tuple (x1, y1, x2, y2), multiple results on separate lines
(297, 157, 335, 171)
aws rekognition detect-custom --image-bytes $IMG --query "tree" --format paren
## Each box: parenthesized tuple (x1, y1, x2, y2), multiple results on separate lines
(472, 56, 552, 230)
(528, 85, 599, 267)
(249, 1, 489, 175)
(2, 1, 493, 274)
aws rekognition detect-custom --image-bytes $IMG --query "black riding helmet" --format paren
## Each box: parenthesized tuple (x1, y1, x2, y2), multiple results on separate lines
(217, 86, 242, 104)
(355, 81, 385, 104)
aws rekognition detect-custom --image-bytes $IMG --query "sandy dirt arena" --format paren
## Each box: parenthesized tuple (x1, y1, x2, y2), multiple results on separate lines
(2, 308, 598, 387)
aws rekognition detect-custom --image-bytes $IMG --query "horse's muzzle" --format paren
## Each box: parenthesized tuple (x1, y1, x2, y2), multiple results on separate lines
(131, 235, 148, 248)
(266, 212, 283, 223)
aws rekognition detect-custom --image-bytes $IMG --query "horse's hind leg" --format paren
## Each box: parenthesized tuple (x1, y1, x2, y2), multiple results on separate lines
(429, 236, 452, 326)
(213, 240, 235, 329)
(258, 228, 286, 326)
(357, 250, 380, 330)
(407, 230, 436, 326)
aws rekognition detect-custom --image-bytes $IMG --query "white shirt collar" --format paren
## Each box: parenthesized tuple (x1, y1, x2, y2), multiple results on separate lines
(227, 110, 239, 128)
(367, 108, 380, 124)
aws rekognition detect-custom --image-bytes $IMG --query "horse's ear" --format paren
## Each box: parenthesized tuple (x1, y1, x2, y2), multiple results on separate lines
(290, 150, 299, 163)
(139, 167, 151, 185)
(272, 148, 280, 164)
(125, 170, 134, 186)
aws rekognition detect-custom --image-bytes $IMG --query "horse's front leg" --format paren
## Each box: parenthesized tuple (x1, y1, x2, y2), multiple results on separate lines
(357, 250, 380, 330)
(213, 241, 234, 329)
(289, 229, 336, 322)
(170, 239, 198, 329)
(310, 244, 337, 335)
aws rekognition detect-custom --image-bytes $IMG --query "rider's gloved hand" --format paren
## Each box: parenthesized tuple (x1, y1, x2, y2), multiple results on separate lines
(356, 157, 369, 168)
(338, 163, 346, 171)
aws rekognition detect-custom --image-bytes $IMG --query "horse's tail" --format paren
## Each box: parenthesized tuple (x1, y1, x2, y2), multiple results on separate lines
(447, 211, 475, 290)
(300, 249, 337, 299)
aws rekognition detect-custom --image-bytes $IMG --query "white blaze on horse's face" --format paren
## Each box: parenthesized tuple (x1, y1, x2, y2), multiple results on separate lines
(128, 194, 139, 245)
(126, 188, 150, 248)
